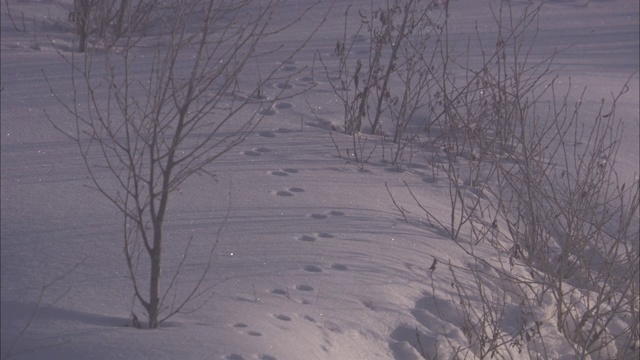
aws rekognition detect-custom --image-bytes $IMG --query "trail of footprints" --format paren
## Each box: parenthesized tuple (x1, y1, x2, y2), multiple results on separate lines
(226, 284, 325, 360)
(228, 109, 353, 359)
(248, 127, 343, 272)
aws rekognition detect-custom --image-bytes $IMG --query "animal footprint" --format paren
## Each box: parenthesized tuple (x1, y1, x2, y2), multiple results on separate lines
(302, 315, 316, 323)
(271, 288, 288, 296)
(297, 76, 315, 84)
(310, 210, 345, 219)
(273, 314, 292, 322)
(303, 265, 322, 273)
(296, 284, 314, 292)
(231, 323, 262, 337)
(279, 61, 298, 72)
(258, 108, 276, 116)
(269, 168, 299, 177)
(275, 102, 293, 110)
(243, 147, 270, 157)
(331, 263, 348, 271)
(298, 235, 316, 242)
(272, 187, 304, 197)
(258, 131, 276, 138)
(274, 190, 294, 197)
(274, 83, 293, 90)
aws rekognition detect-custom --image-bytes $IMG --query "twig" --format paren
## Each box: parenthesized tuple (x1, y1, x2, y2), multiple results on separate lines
(385, 181, 409, 223)
(4, 0, 23, 32)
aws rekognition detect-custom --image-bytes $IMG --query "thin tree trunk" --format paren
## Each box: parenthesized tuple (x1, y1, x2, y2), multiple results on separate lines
(148, 230, 162, 329)
(75, 0, 90, 53)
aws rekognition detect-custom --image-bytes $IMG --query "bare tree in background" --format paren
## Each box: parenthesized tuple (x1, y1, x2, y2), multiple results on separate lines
(71, 0, 90, 52)
(46, 0, 323, 329)
(70, 0, 164, 52)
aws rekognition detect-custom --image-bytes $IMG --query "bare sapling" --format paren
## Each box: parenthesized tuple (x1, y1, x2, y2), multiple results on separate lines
(45, 0, 325, 329)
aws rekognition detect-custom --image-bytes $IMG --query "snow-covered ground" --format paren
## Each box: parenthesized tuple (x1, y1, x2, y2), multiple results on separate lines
(1, 1, 638, 359)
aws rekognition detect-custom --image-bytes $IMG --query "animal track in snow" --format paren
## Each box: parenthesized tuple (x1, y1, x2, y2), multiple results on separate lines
(279, 60, 298, 72)
(296, 284, 314, 291)
(274, 83, 293, 90)
(303, 265, 322, 273)
(258, 108, 276, 116)
(269, 168, 299, 177)
(243, 147, 271, 157)
(273, 190, 294, 197)
(243, 150, 261, 157)
(273, 314, 292, 322)
(258, 131, 276, 138)
(330, 263, 348, 271)
(297, 232, 333, 242)
(231, 322, 262, 337)
(297, 76, 315, 84)
(271, 288, 288, 296)
(272, 187, 304, 198)
(298, 235, 316, 242)
(275, 102, 293, 110)
(302, 314, 316, 323)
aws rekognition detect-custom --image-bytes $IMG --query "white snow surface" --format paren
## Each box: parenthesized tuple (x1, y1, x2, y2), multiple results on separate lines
(1, 1, 638, 359)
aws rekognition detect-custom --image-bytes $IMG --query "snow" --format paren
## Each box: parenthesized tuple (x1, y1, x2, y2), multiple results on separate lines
(1, 0, 638, 359)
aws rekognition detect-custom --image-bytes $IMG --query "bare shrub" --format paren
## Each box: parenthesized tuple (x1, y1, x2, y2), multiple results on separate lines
(491, 76, 640, 359)
(381, 0, 639, 357)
